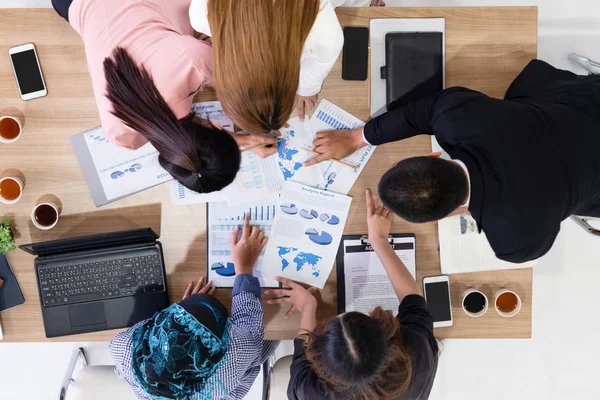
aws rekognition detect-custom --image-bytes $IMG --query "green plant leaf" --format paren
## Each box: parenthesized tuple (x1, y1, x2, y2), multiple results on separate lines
(0, 218, 16, 254)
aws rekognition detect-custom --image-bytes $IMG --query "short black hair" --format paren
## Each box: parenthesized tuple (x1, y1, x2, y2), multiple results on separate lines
(378, 156, 468, 223)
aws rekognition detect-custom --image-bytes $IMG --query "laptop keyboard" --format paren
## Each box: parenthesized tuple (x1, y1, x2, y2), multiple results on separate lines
(38, 255, 165, 307)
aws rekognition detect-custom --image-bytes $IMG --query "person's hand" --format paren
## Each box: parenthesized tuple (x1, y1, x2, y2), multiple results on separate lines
(296, 94, 318, 121)
(366, 188, 394, 247)
(265, 277, 318, 317)
(182, 276, 216, 299)
(231, 132, 278, 158)
(370, 0, 385, 6)
(304, 127, 366, 167)
(231, 213, 268, 275)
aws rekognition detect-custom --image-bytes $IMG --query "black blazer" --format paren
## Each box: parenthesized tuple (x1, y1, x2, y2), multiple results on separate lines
(364, 60, 600, 263)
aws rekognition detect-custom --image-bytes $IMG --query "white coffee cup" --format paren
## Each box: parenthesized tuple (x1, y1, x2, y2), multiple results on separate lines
(494, 289, 522, 317)
(462, 288, 488, 317)
(0, 116, 23, 144)
(0, 177, 24, 204)
(31, 202, 60, 230)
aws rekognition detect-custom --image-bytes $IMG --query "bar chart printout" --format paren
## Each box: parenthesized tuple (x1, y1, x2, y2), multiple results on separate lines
(207, 202, 279, 287)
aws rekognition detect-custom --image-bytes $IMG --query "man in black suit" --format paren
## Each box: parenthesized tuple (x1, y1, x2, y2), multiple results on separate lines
(305, 60, 600, 263)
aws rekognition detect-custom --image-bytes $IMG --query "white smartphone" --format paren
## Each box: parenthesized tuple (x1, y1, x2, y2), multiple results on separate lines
(8, 43, 47, 101)
(423, 275, 453, 328)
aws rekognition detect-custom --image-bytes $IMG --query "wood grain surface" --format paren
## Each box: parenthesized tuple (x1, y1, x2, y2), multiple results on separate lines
(0, 6, 536, 341)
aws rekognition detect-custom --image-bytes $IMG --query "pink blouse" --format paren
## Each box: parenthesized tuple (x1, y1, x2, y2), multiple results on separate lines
(69, 0, 214, 149)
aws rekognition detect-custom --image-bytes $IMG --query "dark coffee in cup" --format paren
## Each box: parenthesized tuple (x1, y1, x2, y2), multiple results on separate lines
(31, 202, 60, 230)
(34, 204, 58, 227)
(463, 291, 486, 313)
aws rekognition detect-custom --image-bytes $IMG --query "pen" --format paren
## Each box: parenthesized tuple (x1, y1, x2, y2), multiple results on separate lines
(300, 147, 358, 170)
(240, 137, 283, 153)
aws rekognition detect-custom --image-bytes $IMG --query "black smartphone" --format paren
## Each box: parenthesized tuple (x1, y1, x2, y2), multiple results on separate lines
(342, 27, 369, 81)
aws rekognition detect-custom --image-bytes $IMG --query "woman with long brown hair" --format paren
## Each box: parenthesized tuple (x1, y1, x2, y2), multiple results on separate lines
(52, 0, 276, 194)
(265, 189, 439, 400)
(189, 0, 385, 134)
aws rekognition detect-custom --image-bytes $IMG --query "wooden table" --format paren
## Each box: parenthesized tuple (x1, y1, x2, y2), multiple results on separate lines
(0, 7, 537, 341)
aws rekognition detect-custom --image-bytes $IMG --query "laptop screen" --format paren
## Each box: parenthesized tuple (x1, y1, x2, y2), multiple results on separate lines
(19, 228, 158, 257)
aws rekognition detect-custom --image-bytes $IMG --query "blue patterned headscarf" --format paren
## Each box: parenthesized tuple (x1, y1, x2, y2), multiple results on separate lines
(131, 294, 231, 399)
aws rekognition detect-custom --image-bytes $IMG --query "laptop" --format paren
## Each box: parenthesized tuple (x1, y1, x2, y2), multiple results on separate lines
(20, 228, 169, 338)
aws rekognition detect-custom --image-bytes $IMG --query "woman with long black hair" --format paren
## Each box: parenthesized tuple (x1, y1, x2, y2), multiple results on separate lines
(266, 189, 439, 400)
(52, 0, 276, 193)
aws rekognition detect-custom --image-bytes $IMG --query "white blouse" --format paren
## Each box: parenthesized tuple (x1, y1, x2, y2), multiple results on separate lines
(189, 0, 370, 97)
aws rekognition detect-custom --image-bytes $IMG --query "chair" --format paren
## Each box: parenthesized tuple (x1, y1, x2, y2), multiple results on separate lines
(59, 347, 135, 400)
(570, 216, 600, 236)
(569, 53, 600, 74)
(262, 340, 295, 400)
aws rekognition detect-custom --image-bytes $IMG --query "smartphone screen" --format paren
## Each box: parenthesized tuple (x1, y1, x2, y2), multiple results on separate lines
(11, 50, 45, 95)
(424, 281, 452, 323)
(342, 27, 369, 81)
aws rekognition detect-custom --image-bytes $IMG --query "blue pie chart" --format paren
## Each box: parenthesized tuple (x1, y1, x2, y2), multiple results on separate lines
(305, 228, 318, 235)
(327, 215, 340, 225)
(300, 209, 317, 219)
(281, 204, 298, 215)
(211, 262, 236, 277)
(308, 231, 333, 246)
(319, 213, 330, 222)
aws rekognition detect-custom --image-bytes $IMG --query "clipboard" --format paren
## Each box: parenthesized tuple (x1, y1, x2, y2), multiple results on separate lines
(336, 234, 416, 314)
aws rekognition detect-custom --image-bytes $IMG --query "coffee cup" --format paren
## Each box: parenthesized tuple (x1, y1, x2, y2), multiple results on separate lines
(31, 202, 60, 230)
(0, 177, 24, 204)
(0, 116, 22, 144)
(462, 288, 488, 317)
(494, 289, 521, 317)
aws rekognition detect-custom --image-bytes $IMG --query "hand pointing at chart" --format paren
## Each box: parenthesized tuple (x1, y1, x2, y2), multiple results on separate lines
(304, 127, 368, 167)
(232, 214, 268, 276)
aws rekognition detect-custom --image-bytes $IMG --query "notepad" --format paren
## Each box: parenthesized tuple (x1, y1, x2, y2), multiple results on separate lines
(337, 235, 416, 315)
(0, 254, 25, 313)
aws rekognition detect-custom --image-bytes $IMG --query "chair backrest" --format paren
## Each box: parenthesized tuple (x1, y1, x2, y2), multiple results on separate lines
(267, 355, 293, 400)
(64, 366, 136, 400)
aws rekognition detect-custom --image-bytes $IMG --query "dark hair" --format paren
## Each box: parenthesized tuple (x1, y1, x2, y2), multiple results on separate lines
(378, 156, 468, 223)
(103, 47, 241, 193)
(305, 308, 412, 400)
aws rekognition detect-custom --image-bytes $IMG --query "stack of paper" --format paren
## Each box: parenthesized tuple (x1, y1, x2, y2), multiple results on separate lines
(206, 100, 374, 288)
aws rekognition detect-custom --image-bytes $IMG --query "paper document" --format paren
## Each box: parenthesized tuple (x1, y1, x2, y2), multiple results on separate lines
(277, 100, 376, 195)
(438, 213, 536, 273)
(70, 126, 172, 207)
(340, 236, 415, 316)
(170, 152, 281, 206)
(263, 182, 352, 288)
(431, 137, 537, 273)
(191, 101, 234, 131)
(207, 202, 279, 287)
(170, 102, 282, 206)
(170, 181, 224, 205)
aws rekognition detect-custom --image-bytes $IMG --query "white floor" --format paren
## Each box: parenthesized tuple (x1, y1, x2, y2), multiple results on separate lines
(2, 0, 600, 399)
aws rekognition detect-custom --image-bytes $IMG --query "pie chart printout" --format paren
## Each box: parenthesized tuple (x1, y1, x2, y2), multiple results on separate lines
(281, 203, 298, 215)
(300, 209, 319, 219)
(211, 262, 236, 277)
(306, 230, 333, 245)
